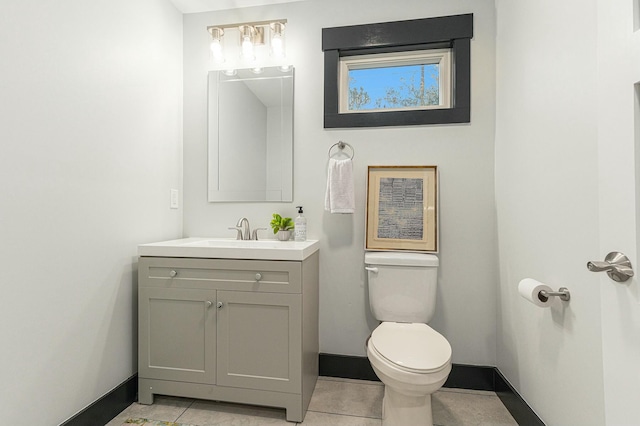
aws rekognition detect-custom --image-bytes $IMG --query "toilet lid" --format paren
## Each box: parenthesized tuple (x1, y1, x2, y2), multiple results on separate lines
(370, 322, 451, 373)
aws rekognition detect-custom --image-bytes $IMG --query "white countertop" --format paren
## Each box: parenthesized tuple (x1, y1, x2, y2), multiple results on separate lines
(138, 237, 319, 261)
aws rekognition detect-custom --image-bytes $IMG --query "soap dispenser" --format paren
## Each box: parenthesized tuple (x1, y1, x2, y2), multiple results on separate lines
(294, 206, 307, 241)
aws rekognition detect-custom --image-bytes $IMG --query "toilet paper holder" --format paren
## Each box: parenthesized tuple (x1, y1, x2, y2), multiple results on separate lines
(538, 287, 571, 302)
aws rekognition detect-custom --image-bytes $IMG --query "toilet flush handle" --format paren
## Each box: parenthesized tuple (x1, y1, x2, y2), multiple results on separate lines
(365, 267, 378, 273)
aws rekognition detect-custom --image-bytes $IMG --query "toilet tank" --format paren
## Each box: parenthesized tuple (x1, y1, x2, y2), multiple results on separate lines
(365, 252, 439, 323)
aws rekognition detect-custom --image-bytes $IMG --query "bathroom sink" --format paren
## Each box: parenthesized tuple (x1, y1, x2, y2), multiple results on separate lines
(138, 237, 319, 261)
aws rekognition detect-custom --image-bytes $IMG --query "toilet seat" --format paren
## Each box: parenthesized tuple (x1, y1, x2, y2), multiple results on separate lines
(370, 322, 451, 374)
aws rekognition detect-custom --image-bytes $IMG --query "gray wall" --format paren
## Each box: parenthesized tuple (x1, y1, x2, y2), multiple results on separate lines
(183, 0, 498, 364)
(0, 0, 183, 423)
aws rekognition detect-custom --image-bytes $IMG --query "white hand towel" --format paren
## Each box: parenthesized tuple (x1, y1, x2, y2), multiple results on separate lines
(325, 158, 355, 214)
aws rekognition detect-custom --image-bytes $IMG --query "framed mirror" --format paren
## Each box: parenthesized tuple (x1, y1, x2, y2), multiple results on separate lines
(208, 66, 294, 202)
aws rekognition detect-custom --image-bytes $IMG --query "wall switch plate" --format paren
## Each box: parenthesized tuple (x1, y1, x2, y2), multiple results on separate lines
(170, 189, 179, 209)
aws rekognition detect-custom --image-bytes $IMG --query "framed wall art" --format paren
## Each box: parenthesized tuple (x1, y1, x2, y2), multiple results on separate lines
(366, 166, 438, 252)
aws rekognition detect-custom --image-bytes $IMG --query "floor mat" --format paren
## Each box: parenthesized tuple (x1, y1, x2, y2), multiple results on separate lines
(122, 419, 195, 426)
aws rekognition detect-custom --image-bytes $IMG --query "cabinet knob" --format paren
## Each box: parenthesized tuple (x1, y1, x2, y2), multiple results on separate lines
(169, 270, 177, 278)
(255, 273, 262, 281)
(205, 301, 213, 308)
(217, 301, 223, 309)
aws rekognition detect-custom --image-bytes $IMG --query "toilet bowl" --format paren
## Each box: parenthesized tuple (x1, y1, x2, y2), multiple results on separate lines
(367, 322, 452, 425)
(364, 252, 452, 425)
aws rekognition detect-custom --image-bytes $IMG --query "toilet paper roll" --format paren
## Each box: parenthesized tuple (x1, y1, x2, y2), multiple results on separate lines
(518, 278, 553, 307)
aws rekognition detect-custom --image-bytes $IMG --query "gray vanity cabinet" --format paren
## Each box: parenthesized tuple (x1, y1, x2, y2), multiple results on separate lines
(138, 286, 217, 384)
(137, 253, 319, 423)
(216, 290, 301, 393)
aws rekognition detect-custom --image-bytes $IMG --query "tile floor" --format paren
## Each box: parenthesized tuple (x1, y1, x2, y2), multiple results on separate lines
(106, 377, 518, 426)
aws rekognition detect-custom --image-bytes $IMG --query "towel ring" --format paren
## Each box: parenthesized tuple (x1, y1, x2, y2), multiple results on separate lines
(328, 141, 354, 160)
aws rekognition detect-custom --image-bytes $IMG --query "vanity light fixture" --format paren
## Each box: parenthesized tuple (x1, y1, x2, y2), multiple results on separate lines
(239, 25, 258, 61)
(207, 19, 287, 64)
(208, 27, 225, 63)
(251, 67, 264, 74)
(270, 22, 285, 58)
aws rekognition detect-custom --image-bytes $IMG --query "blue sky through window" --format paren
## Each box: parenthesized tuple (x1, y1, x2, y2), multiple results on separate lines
(348, 64, 439, 111)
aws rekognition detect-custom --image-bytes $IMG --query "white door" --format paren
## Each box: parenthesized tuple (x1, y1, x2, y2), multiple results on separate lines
(595, 0, 640, 423)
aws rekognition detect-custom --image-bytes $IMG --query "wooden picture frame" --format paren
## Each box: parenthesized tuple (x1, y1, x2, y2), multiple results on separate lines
(366, 166, 438, 252)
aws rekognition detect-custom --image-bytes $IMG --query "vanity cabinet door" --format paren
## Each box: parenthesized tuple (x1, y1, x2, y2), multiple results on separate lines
(216, 290, 302, 393)
(139, 287, 217, 384)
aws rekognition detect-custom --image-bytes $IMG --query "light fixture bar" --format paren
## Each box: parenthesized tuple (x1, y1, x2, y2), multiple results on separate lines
(207, 19, 286, 33)
(206, 19, 287, 65)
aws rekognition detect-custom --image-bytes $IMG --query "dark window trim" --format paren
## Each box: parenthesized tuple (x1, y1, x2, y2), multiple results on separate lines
(322, 14, 473, 128)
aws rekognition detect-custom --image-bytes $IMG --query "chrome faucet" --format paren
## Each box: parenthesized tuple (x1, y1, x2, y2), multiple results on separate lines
(228, 217, 266, 240)
(236, 217, 251, 240)
(228, 217, 250, 240)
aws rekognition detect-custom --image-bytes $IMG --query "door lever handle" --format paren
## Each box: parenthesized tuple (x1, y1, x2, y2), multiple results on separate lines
(587, 251, 634, 282)
(586, 261, 613, 272)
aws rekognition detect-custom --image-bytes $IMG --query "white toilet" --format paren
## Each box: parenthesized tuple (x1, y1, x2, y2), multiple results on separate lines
(365, 251, 452, 426)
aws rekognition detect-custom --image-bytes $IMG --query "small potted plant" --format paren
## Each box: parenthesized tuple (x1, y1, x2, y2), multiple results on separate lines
(270, 213, 294, 241)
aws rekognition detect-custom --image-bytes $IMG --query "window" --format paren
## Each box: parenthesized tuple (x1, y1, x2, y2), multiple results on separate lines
(322, 14, 473, 128)
(340, 49, 451, 113)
